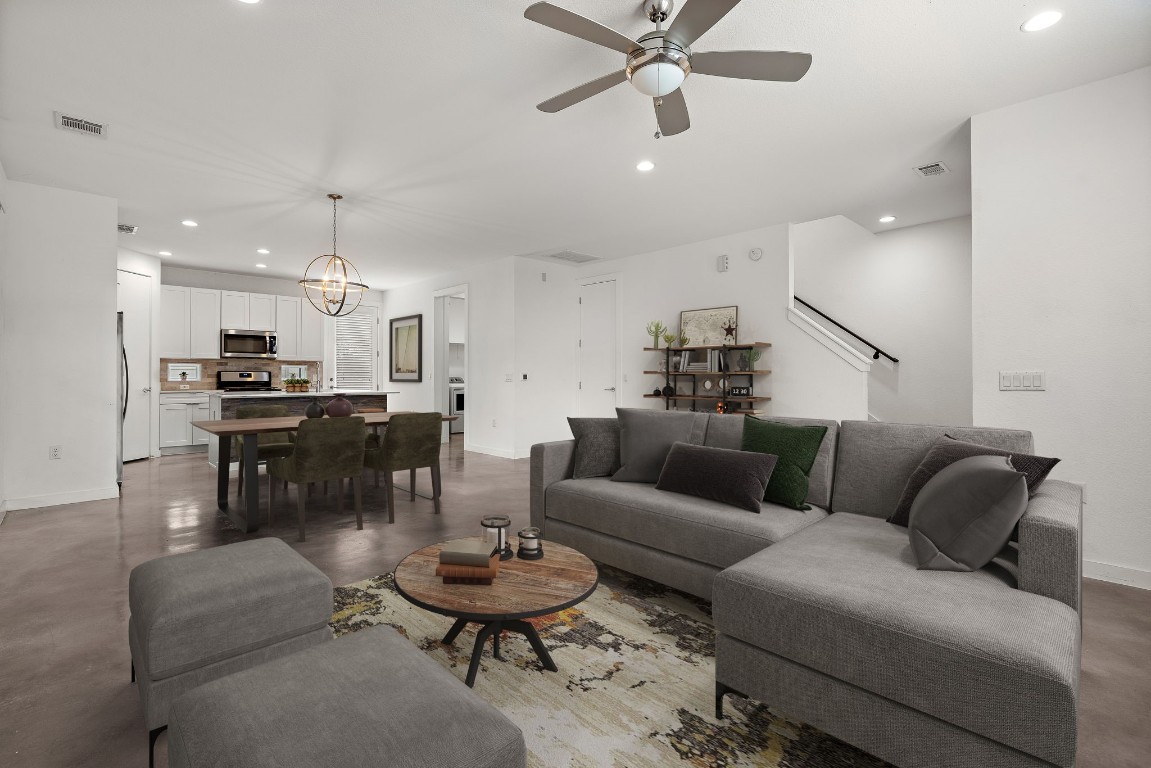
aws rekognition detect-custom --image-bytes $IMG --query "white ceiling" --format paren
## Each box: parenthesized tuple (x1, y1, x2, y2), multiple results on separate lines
(1, 1, 1149, 290)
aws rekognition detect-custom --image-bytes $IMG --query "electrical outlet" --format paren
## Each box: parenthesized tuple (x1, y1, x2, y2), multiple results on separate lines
(491, 419, 497, 428)
(505, 373, 513, 382)
(49, 445, 62, 460)
(179, 384, 190, 390)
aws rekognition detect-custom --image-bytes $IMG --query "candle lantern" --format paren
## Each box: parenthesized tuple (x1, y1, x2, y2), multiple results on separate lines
(517, 527, 544, 560)
(480, 515, 515, 561)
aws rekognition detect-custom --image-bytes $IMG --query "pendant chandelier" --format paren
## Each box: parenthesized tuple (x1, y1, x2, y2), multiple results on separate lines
(299, 193, 369, 317)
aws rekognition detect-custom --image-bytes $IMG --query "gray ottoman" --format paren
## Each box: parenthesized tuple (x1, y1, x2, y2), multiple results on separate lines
(129, 538, 333, 767)
(167, 625, 527, 768)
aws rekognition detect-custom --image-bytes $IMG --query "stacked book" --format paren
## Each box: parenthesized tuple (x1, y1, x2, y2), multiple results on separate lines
(437, 540, 501, 585)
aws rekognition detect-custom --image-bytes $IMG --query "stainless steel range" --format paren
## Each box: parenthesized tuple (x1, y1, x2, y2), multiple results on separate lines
(217, 370, 281, 392)
(448, 376, 464, 434)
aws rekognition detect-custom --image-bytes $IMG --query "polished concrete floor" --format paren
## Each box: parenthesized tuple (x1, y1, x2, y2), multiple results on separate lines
(0, 439, 1148, 767)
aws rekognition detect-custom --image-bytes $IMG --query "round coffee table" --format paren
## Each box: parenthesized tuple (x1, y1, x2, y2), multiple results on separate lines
(393, 538, 598, 687)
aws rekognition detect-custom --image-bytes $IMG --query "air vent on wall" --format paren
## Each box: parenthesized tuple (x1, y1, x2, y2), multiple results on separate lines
(914, 162, 950, 177)
(54, 111, 107, 139)
(117, 224, 138, 234)
(544, 250, 599, 264)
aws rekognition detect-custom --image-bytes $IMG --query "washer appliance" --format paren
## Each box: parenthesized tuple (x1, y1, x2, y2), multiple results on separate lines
(448, 376, 464, 434)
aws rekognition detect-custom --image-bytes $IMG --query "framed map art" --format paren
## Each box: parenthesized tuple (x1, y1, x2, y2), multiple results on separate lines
(679, 305, 738, 346)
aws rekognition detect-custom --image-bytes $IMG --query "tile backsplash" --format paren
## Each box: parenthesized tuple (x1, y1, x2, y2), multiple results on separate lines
(160, 359, 320, 391)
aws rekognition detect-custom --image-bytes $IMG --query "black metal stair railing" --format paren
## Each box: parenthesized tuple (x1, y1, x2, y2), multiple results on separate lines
(793, 296, 899, 364)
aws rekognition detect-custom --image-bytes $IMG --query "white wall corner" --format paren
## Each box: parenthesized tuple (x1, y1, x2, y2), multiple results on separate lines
(787, 307, 873, 372)
(1084, 561, 1151, 591)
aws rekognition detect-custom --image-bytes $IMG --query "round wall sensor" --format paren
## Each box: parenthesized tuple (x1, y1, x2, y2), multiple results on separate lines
(748, 247, 763, 262)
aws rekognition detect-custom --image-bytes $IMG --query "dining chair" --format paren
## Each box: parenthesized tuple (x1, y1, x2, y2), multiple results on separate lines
(233, 405, 294, 497)
(363, 412, 443, 523)
(266, 416, 366, 542)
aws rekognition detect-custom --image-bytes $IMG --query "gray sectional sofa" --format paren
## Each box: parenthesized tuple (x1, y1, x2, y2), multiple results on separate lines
(530, 413, 1082, 768)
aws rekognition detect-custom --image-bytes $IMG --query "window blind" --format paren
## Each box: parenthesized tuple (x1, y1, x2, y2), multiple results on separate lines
(334, 307, 377, 390)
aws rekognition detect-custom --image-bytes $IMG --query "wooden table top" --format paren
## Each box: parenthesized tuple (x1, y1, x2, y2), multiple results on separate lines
(393, 538, 599, 622)
(191, 411, 456, 436)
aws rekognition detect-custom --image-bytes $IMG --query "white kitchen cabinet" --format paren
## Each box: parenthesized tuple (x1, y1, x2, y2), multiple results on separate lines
(159, 393, 210, 451)
(275, 296, 301, 359)
(249, 293, 276, 331)
(191, 402, 211, 445)
(448, 297, 466, 344)
(159, 286, 190, 358)
(221, 291, 249, 330)
(299, 303, 328, 360)
(189, 288, 222, 358)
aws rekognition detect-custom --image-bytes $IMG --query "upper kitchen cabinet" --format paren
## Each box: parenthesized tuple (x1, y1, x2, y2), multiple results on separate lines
(276, 295, 327, 360)
(159, 286, 190, 358)
(249, 293, 276, 331)
(161, 286, 222, 359)
(222, 291, 276, 331)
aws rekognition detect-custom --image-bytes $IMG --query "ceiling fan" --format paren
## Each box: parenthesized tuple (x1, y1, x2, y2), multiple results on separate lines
(524, 0, 812, 137)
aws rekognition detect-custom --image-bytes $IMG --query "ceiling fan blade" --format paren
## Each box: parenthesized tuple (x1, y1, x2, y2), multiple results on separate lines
(665, 0, 742, 48)
(537, 70, 627, 113)
(655, 88, 690, 136)
(524, 2, 641, 55)
(690, 50, 812, 82)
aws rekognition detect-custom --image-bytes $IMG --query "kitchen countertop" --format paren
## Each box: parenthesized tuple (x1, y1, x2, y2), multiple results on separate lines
(207, 390, 398, 399)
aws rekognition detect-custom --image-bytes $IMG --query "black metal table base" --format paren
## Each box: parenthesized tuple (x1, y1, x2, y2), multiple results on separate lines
(442, 617, 558, 687)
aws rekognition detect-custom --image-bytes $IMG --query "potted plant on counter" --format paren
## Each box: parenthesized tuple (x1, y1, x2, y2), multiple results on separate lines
(283, 377, 311, 392)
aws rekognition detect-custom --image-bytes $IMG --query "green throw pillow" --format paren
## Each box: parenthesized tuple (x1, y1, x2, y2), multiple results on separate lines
(741, 417, 828, 510)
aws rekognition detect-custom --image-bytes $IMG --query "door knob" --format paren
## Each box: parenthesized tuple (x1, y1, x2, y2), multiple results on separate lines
(142, 387, 152, 393)
(603, 387, 616, 392)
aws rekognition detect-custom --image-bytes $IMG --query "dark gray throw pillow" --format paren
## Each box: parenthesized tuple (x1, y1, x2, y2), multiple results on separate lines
(909, 455, 1029, 571)
(612, 408, 709, 483)
(888, 434, 1059, 527)
(567, 418, 620, 478)
(655, 443, 778, 514)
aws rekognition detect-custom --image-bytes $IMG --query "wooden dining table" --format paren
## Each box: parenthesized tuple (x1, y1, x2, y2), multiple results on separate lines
(191, 412, 457, 533)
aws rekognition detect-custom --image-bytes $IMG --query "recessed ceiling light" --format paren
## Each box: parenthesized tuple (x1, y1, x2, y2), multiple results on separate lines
(1021, 11, 1062, 32)
(237, 0, 261, 4)
(636, 160, 655, 172)
(257, 248, 270, 255)
(255, 263, 268, 269)
(158, 251, 172, 256)
(878, 215, 896, 224)
(181, 220, 198, 227)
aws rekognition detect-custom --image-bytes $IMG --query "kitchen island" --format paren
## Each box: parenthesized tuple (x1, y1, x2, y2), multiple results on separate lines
(206, 390, 397, 468)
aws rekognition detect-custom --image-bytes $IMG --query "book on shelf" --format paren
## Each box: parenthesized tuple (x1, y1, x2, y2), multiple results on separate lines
(439, 539, 498, 567)
(435, 556, 500, 579)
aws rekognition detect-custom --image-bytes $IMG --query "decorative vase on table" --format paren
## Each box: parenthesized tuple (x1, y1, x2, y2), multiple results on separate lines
(325, 393, 354, 417)
(305, 398, 326, 419)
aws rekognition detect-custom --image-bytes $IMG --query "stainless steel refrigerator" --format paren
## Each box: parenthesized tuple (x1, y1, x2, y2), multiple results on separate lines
(117, 311, 125, 488)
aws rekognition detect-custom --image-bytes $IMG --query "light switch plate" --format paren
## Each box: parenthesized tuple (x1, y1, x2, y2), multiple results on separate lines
(999, 370, 1046, 391)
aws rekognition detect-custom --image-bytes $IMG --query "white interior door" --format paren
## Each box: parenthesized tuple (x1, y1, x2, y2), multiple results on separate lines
(118, 270, 152, 461)
(579, 279, 618, 417)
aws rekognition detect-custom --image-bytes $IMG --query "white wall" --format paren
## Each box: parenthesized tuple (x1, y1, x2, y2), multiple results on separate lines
(972, 66, 1151, 588)
(0, 160, 9, 521)
(2, 182, 119, 510)
(793, 214, 973, 426)
(118, 249, 163, 457)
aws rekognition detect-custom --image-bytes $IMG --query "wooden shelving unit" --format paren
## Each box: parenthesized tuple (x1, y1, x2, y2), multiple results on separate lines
(646, 342, 772, 413)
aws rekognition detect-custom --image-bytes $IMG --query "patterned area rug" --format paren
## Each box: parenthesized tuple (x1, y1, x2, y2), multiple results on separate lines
(332, 567, 890, 768)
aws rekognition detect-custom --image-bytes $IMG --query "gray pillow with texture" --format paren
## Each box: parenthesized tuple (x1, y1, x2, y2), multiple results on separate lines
(567, 417, 620, 478)
(612, 408, 709, 483)
(909, 455, 1029, 571)
(655, 442, 778, 513)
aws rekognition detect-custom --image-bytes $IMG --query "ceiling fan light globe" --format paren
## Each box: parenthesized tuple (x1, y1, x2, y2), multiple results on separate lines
(628, 60, 686, 97)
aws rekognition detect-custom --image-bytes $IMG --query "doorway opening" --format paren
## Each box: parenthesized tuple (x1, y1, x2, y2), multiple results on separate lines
(433, 286, 468, 444)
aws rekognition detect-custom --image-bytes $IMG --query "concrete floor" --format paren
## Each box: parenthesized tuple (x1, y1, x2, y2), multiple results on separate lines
(0, 439, 1148, 767)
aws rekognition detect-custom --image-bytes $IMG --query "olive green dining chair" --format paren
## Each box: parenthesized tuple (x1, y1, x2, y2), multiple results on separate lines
(266, 416, 366, 542)
(233, 405, 294, 497)
(363, 412, 443, 523)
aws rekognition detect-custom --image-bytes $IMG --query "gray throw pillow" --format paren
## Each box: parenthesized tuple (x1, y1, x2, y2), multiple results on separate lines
(612, 408, 709, 483)
(889, 435, 1059, 527)
(567, 417, 620, 478)
(655, 442, 778, 513)
(909, 455, 1029, 571)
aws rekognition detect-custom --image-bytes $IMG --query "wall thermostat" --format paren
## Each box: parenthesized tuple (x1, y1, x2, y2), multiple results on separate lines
(748, 247, 763, 262)
(716, 254, 729, 272)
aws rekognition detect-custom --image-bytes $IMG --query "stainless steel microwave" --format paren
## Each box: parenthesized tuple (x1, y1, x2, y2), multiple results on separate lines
(220, 329, 277, 359)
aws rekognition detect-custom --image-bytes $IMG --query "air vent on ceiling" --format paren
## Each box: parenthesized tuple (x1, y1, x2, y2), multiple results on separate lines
(117, 224, 138, 234)
(544, 250, 599, 264)
(914, 162, 950, 178)
(54, 111, 107, 139)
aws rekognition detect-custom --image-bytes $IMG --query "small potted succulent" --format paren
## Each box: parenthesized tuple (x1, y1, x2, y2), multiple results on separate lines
(738, 348, 762, 372)
(645, 320, 667, 348)
(283, 377, 311, 392)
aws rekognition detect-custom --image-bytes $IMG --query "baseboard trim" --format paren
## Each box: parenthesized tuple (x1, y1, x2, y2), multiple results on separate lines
(1085, 560, 1151, 590)
(5, 486, 121, 512)
(465, 443, 516, 459)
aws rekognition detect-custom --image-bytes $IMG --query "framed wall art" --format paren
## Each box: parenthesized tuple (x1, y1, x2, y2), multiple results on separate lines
(389, 314, 423, 382)
(679, 305, 738, 346)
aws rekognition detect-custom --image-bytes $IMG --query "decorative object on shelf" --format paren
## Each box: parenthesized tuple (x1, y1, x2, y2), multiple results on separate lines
(715, 401, 727, 414)
(677, 331, 689, 347)
(305, 398, 325, 419)
(729, 385, 751, 397)
(481, 515, 515, 561)
(738, 348, 762, 371)
(299, 194, 368, 318)
(701, 378, 715, 392)
(517, 527, 544, 560)
(389, 314, 423, 382)
(325, 393, 354, 417)
(661, 330, 677, 347)
(653, 388, 663, 397)
(645, 320, 667, 348)
(679, 306, 738, 346)
(722, 321, 738, 341)
(661, 384, 675, 397)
